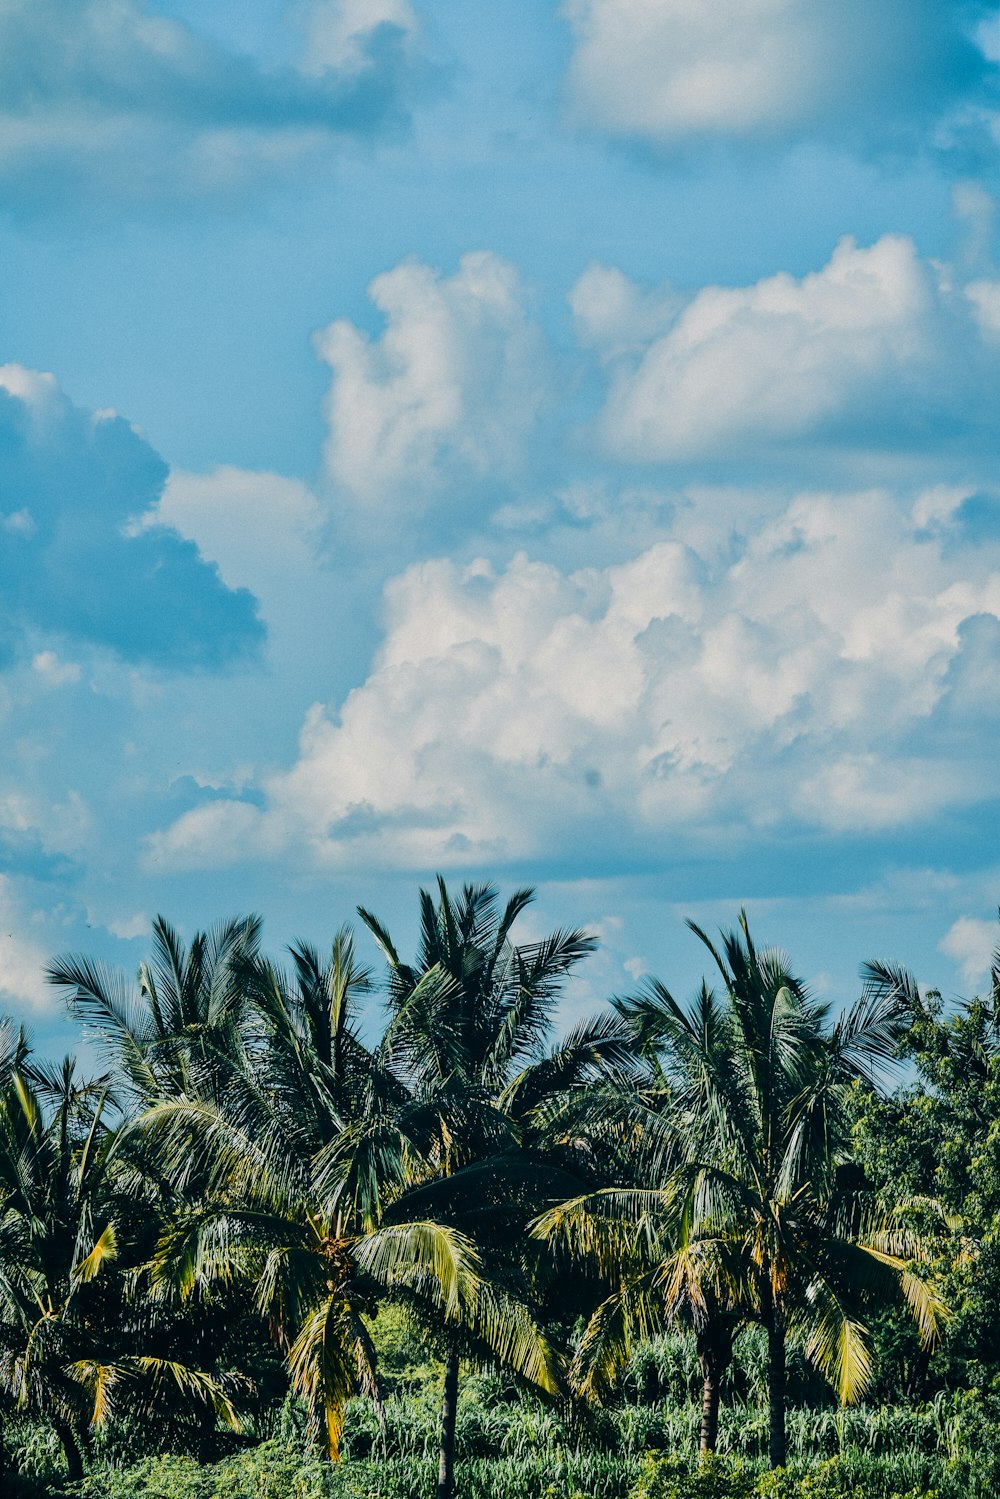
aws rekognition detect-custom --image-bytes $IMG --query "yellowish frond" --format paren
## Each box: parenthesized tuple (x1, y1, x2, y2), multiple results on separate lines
(72, 1223, 118, 1285)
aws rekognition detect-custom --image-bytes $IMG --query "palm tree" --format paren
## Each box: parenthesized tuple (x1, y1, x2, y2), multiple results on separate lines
(0, 1022, 250, 1480)
(78, 919, 560, 1464)
(48, 914, 263, 1109)
(358, 877, 633, 1499)
(53, 921, 382, 1456)
(535, 912, 946, 1468)
(0, 1038, 123, 1479)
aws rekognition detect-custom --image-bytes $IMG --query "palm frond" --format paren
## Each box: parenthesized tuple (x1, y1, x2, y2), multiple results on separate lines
(801, 1273, 874, 1405)
(353, 1219, 483, 1319)
(71, 1223, 118, 1286)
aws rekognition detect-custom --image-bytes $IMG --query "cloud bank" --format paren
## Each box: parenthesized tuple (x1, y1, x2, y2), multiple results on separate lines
(148, 480, 1000, 872)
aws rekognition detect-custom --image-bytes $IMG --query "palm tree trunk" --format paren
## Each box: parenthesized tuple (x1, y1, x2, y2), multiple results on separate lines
(437, 1344, 460, 1499)
(54, 1417, 85, 1483)
(696, 1319, 734, 1454)
(699, 1363, 720, 1455)
(197, 1400, 217, 1465)
(766, 1315, 787, 1469)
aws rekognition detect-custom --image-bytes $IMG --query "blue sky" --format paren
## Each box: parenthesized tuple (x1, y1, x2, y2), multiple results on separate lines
(3, 0, 1000, 1054)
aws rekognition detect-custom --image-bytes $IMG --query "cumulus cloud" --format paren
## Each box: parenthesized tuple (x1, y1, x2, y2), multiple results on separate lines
(571, 263, 681, 358)
(561, 0, 996, 149)
(940, 913, 998, 985)
(0, 0, 423, 207)
(0, 366, 263, 670)
(577, 235, 1000, 466)
(147, 482, 1000, 872)
(154, 466, 326, 601)
(315, 252, 549, 523)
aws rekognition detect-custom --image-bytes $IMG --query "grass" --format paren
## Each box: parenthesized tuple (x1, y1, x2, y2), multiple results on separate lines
(10, 1331, 1000, 1499)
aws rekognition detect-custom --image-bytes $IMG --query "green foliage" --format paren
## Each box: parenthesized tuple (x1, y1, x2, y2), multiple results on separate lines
(622, 1330, 832, 1410)
(364, 1302, 442, 1389)
(849, 974, 1000, 1401)
(634, 1453, 756, 1499)
(11, 1389, 1000, 1499)
(7, 893, 1000, 1496)
(633, 1454, 937, 1499)
(77, 1443, 335, 1499)
(71, 1441, 637, 1499)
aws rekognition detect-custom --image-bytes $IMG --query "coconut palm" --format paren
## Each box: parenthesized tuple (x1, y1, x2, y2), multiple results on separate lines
(48, 914, 263, 1109)
(0, 1039, 125, 1479)
(97, 921, 561, 1465)
(0, 1032, 252, 1479)
(534, 912, 946, 1467)
(358, 877, 636, 1499)
(42, 916, 322, 1463)
(53, 921, 385, 1457)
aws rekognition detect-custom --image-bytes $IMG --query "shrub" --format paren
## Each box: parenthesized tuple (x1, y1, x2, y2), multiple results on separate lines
(634, 1452, 757, 1499)
(631, 1454, 939, 1499)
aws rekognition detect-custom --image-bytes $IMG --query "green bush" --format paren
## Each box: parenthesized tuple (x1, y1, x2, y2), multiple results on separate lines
(79, 1454, 212, 1499)
(634, 1452, 757, 1499)
(631, 1454, 937, 1499)
(77, 1444, 331, 1499)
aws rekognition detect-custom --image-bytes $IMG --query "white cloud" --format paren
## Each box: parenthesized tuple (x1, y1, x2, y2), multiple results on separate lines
(0, 772, 92, 868)
(302, 0, 418, 74)
(940, 914, 998, 986)
(315, 252, 549, 520)
(0, 363, 58, 408)
(795, 755, 972, 834)
(147, 483, 1000, 872)
(952, 181, 997, 269)
(0, 0, 423, 208)
(561, 0, 992, 147)
(144, 799, 272, 873)
(977, 12, 1000, 62)
(155, 466, 326, 599)
(105, 912, 149, 941)
(571, 263, 681, 357)
(581, 235, 998, 464)
(0, 876, 53, 1014)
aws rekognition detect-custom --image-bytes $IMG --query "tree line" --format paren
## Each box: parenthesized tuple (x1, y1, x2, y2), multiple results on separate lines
(0, 879, 993, 1497)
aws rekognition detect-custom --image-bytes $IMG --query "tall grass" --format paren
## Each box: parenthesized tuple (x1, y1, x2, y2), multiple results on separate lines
(16, 1344, 1000, 1498)
(71, 1442, 1000, 1499)
(335, 1371, 987, 1466)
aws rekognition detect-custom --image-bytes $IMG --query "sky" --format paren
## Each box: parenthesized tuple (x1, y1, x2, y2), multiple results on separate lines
(3, 0, 1000, 1055)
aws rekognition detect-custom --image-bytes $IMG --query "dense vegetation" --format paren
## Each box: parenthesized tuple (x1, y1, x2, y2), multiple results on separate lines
(2, 880, 1000, 1498)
